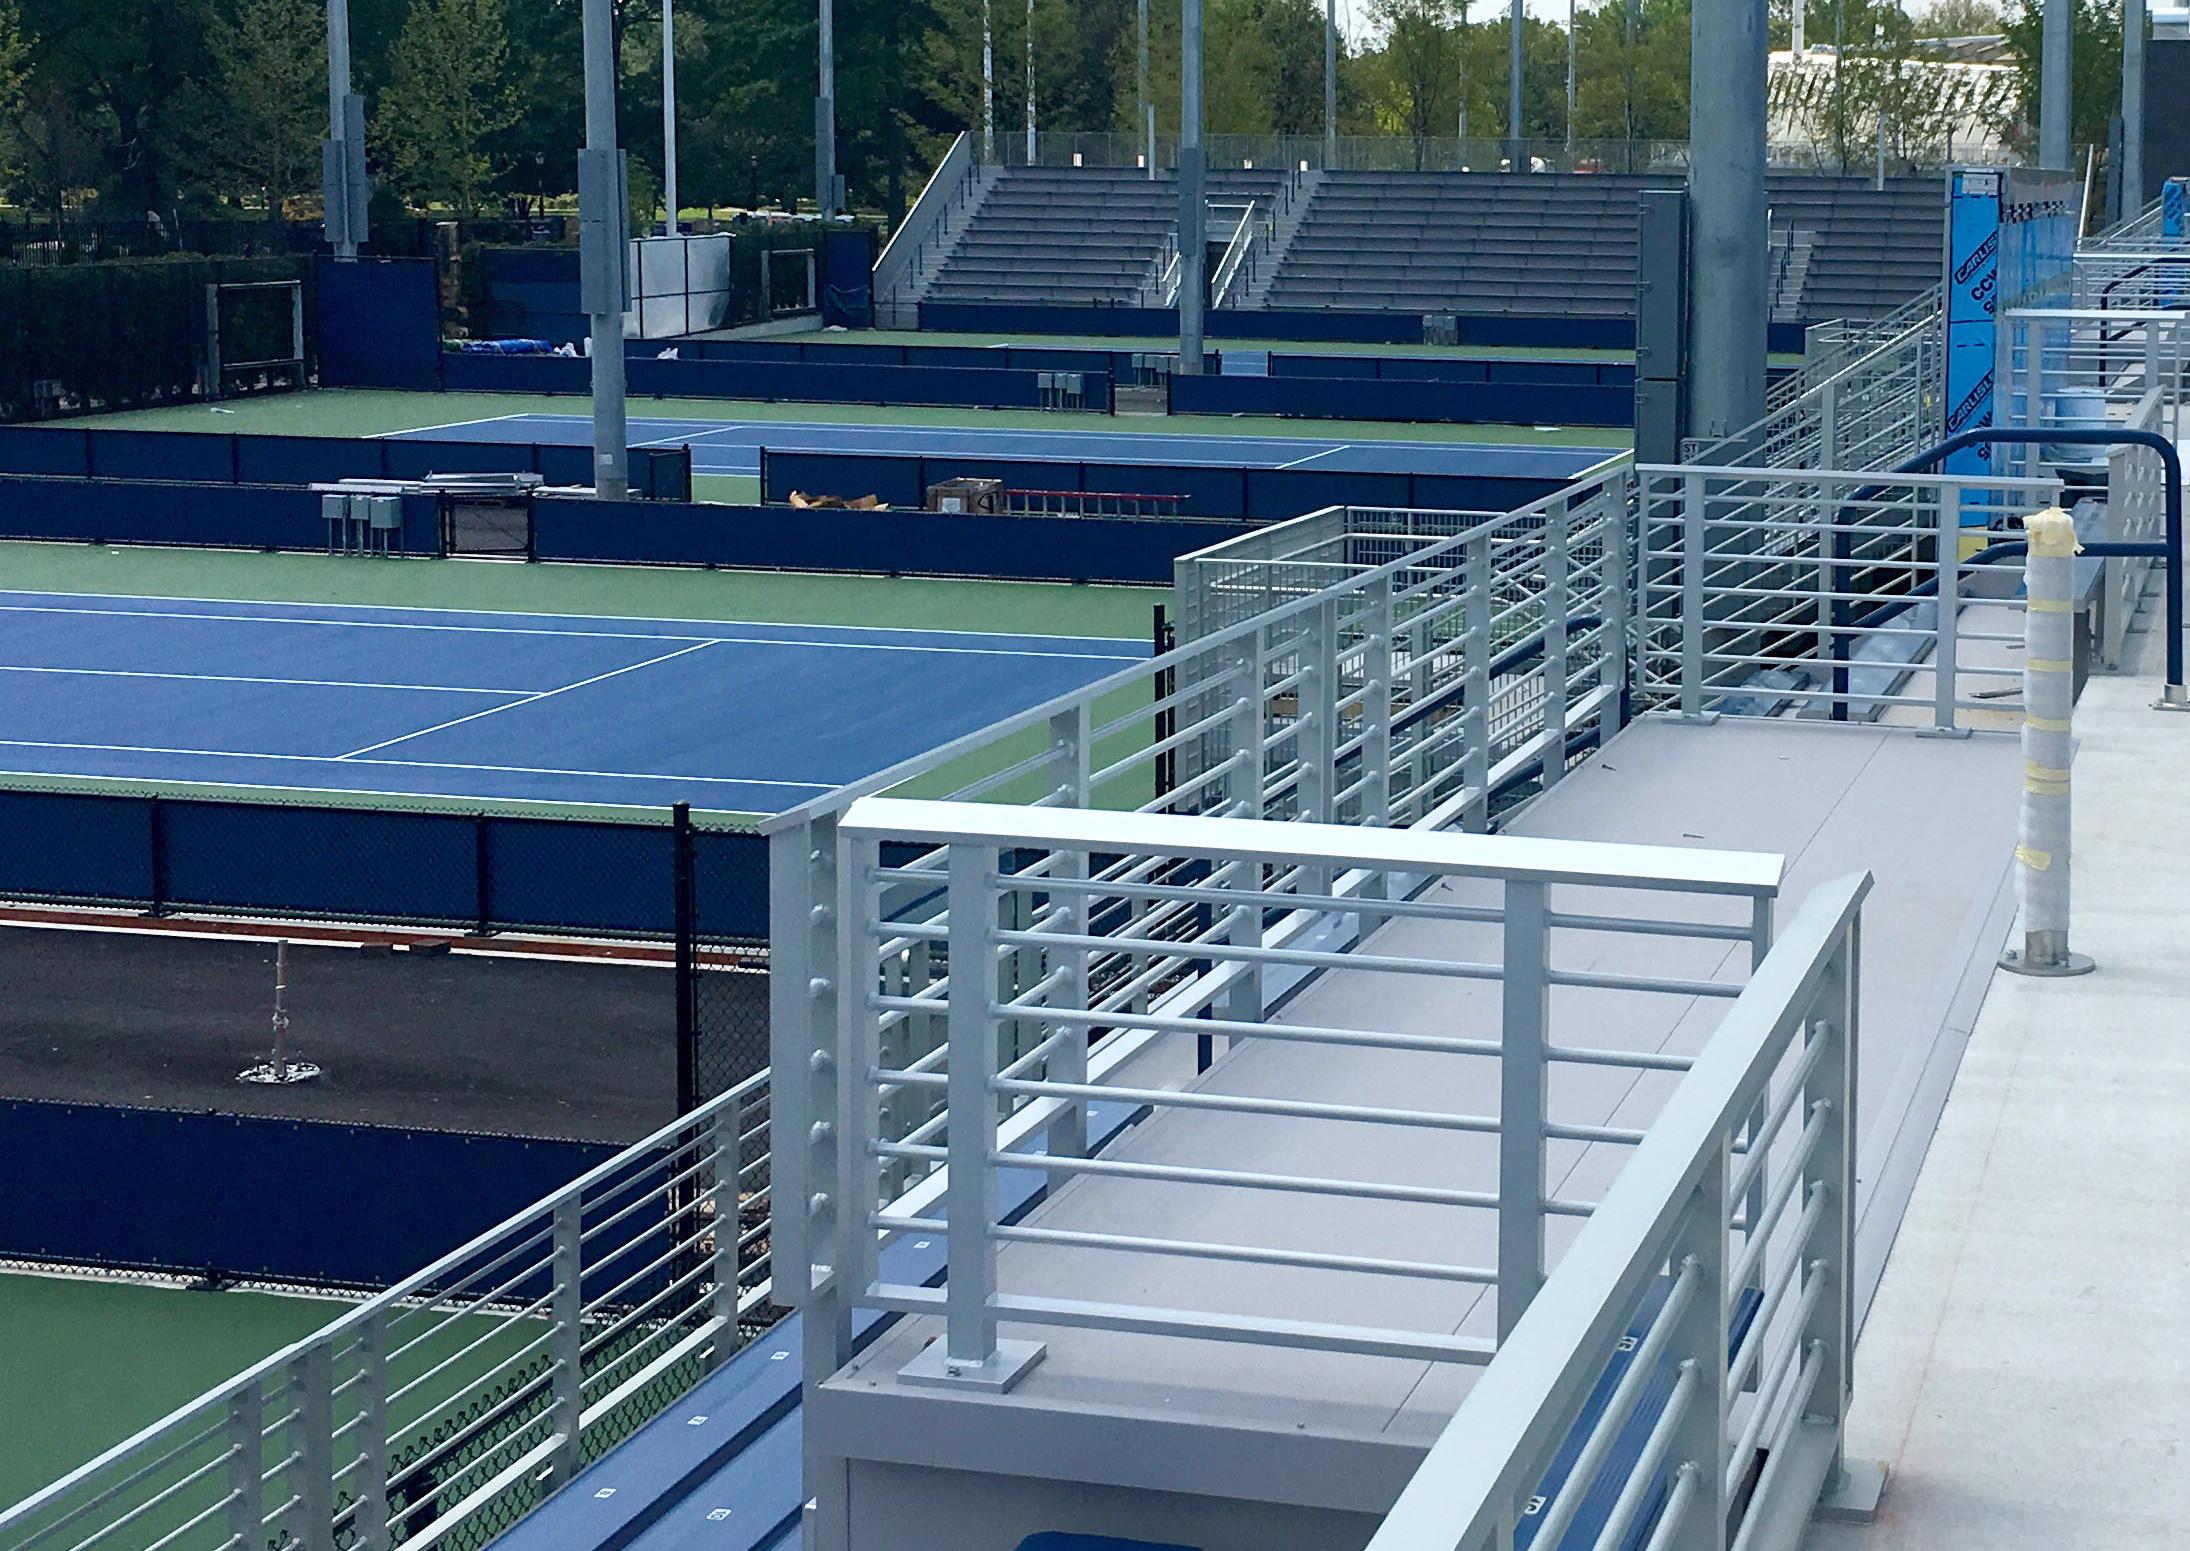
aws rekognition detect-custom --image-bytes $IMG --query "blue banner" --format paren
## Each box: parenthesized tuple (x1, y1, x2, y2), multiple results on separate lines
(1943, 170, 2002, 481)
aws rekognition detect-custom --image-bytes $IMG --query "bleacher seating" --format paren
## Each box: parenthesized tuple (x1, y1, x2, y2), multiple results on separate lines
(1263, 170, 1942, 321)
(922, 166, 1289, 307)
(912, 165, 1942, 322)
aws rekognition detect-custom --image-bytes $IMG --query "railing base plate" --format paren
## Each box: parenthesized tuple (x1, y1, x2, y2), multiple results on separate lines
(1813, 1457, 1889, 1522)
(899, 1338, 1047, 1394)
(1999, 947, 2097, 977)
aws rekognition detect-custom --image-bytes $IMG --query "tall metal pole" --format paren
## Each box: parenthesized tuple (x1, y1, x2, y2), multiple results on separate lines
(817, 0, 838, 214)
(1026, 0, 1038, 163)
(2039, 0, 2071, 170)
(324, 0, 364, 259)
(1509, 0, 1526, 171)
(1325, 0, 1339, 168)
(1686, 0, 1768, 441)
(581, 0, 629, 500)
(1566, 0, 1577, 156)
(983, 0, 996, 161)
(661, 0, 678, 235)
(1180, 0, 1206, 374)
(2123, 0, 2146, 209)
(1139, 0, 1153, 176)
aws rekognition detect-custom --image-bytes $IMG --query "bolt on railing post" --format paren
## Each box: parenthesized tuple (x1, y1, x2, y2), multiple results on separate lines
(1662, 1155, 1732, 1551)
(1462, 530, 1493, 831)
(270, 1341, 336, 1551)
(1934, 484, 1963, 733)
(1540, 499, 1571, 790)
(2002, 507, 2094, 976)
(1679, 473, 1710, 721)
(1496, 879, 1548, 1339)
(1365, 573, 1395, 828)
(352, 1314, 392, 1551)
(547, 1195, 585, 1487)
(225, 1385, 263, 1551)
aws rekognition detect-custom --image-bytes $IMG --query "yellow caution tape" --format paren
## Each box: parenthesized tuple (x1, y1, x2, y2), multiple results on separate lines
(2023, 507, 2083, 558)
(2016, 845, 2053, 871)
(2024, 658, 2074, 674)
(2026, 761, 2072, 782)
(2025, 715, 2073, 733)
(2027, 598, 2074, 613)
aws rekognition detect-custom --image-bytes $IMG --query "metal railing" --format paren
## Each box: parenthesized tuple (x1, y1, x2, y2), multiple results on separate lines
(0, 1073, 773, 1551)
(1208, 200, 1263, 309)
(1365, 869, 1871, 1551)
(1997, 307, 2188, 482)
(1691, 305, 1943, 473)
(2099, 386, 2173, 668)
(1635, 464, 2063, 729)
(833, 797, 1805, 1382)
(872, 131, 985, 329)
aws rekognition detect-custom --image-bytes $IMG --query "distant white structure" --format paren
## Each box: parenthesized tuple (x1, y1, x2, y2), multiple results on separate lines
(1767, 46, 2018, 167)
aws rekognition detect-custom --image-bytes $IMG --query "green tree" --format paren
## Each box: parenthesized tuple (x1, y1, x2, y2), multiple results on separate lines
(0, 1, 27, 190)
(1913, 0, 2006, 37)
(375, 0, 520, 215)
(1362, 0, 1463, 141)
(182, 0, 326, 219)
(1571, 0, 1689, 146)
(2002, 0, 2119, 154)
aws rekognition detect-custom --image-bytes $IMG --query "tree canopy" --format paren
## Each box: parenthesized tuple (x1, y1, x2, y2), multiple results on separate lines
(0, 0, 2130, 228)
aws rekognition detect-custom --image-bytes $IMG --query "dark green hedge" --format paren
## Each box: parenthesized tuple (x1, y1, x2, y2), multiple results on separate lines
(0, 255, 316, 423)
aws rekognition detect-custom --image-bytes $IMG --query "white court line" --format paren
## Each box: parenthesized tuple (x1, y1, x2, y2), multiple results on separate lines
(0, 601, 1139, 661)
(0, 665, 515, 695)
(337, 640, 718, 759)
(636, 423, 746, 450)
(0, 591, 1150, 649)
(1277, 444, 1354, 470)
(0, 739, 835, 791)
(378, 412, 516, 438)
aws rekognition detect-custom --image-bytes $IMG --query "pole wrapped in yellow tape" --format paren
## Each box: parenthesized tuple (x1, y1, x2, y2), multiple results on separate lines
(2004, 507, 2092, 975)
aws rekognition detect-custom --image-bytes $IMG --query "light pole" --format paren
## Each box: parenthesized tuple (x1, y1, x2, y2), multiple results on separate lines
(1180, 0, 1206, 374)
(2123, 0, 2146, 208)
(580, 0, 629, 500)
(1566, 0, 1577, 158)
(817, 0, 838, 213)
(1326, 0, 1339, 167)
(1026, 0, 1038, 163)
(662, 0, 678, 235)
(2039, 0, 2071, 170)
(1509, 0, 1526, 171)
(1141, 0, 1154, 176)
(324, 0, 367, 258)
(983, 0, 995, 161)
(1687, 0, 1768, 440)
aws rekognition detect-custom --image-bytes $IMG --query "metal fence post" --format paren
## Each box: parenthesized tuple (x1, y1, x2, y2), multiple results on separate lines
(146, 795, 171, 917)
(673, 803, 698, 1112)
(280, 1342, 335, 1551)
(1933, 486, 1963, 734)
(1662, 1151, 1732, 1551)
(904, 844, 1044, 1391)
(472, 814, 494, 936)
(1462, 531, 1493, 831)
(2002, 507, 2094, 975)
(1540, 499, 1571, 790)
(353, 1314, 392, 1551)
(1364, 573, 1395, 827)
(225, 1385, 263, 1551)
(1604, 482, 1634, 729)
(1227, 632, 1267, 821)
(1045, 706, 1093, 1158)
(1300, 597, 1338, 826)
(1680, 472, 1709, 721)
(837, 834, 884, 1305)
(548, 1195, 585, 1485)
(708, 1095, 746, 1352)
(1496, 879, 1548, 1339)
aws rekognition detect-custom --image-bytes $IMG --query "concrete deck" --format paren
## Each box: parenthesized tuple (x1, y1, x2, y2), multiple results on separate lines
(1806, 620, 2190, 1550)
(812, 714, 2029, 1548)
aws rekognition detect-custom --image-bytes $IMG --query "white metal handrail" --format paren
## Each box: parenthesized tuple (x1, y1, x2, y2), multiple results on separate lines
(836, 797, 1791, 1383)
(1364, 871, 1870, 1551)
(1209, 200, 1260, 309)
(0, 1072, 772, 1551)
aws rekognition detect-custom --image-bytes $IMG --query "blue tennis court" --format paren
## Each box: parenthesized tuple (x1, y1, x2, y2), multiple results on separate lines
(0, 592, 1146, 812)
(391, 411, 1619, 481)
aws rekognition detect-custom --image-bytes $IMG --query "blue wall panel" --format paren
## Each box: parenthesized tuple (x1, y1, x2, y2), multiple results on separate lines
(0, 425, 91, 475)
(318, 258, 442, 391)
(235, 434, 389, 486)
(0, 1100, 621, 1288)
(162, 802, 481, 921)
(0, 790, 156, 903)
(1170, 372, 1631, 429)
(484, 819, 677, 936)
(87, 430, 237, 483)
(695, 830, 771, 941)
(0, 477, 326, 550)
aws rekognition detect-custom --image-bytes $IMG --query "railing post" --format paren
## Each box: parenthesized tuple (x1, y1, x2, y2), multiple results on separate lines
(1228, 632, 1267, 821)
(1300, 597, 1338, 826)
(1364, 573, 1395, 828)
(1933, 484, 1963, 733)
(708, 1094, 747, 1349)
(673, 803, 698, 1112)
(1662, 1152, 1732, 1551)
(225, 1385, 263, 1551)
(903, 844, 1045, 1391)
(547, 1194, 584, 1486)
(838, 834, 884, 1303)
(1679, 472, 1710, 721)
(271, 1342, 336, 1551)
(1462, 530, 1492, 830)
(2002, 506, 2094, 975)
(1539, 499, 1571, 790)
(1496, 879, 1548, 1339)
(1740, 897, 1773, 1312)
(352, 1313, 392, 1551)
(1604, 482, 1633, 728)
(1044, 714, 1092, 1158)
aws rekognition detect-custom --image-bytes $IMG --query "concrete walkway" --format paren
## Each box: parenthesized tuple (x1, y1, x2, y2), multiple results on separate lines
(1806, 621, 2190, 1550)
